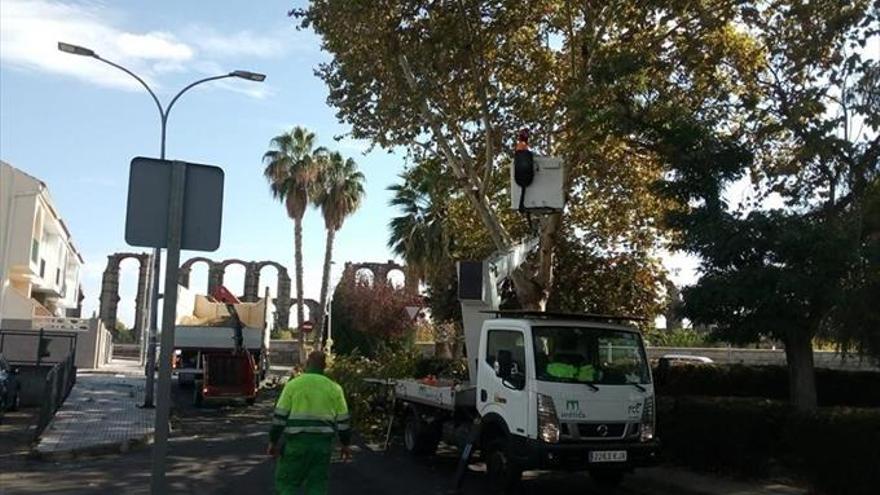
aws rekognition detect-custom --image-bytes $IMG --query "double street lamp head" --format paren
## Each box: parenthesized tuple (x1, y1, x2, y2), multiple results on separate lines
(58, 41, 266, 83)
(57, 42, 96, 57)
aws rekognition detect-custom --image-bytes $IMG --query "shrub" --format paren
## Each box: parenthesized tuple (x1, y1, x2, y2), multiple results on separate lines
(326, 347, 421, 439)
(644, 327, 711, 347)
(325, 350, 471, 441)
(784, 408, 880, 495)
(413, 357, 468, 381)
(657, 396, 788, 477)
(655, 364, 880, 407)
(658, 396, 880, 495)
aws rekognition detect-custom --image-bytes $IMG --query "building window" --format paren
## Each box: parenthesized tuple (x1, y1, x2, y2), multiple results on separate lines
(31, 239, 39, 263)
(39, 259, 46, 278)
(56, 268, 61, 285)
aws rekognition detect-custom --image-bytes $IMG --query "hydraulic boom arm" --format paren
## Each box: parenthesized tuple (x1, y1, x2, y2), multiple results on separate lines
(210, 285, 244, 353)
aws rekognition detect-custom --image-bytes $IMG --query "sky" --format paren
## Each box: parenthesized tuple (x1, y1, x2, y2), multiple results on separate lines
(0, 0, 410, 327)
(0, 0, 702, 329)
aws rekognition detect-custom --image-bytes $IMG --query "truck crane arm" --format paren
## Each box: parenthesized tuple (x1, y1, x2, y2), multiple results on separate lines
(210, 285, 244, 354)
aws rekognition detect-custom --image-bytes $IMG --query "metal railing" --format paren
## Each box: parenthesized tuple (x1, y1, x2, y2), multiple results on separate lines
(34, 352, 76, 440)
(0, 329, 79, 440)
(0, 328, 77, 366)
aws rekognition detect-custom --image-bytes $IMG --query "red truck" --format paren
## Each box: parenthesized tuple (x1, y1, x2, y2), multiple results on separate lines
(173, 286, 269, 406)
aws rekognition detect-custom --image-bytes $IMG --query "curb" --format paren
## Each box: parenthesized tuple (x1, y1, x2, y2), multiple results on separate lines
(627, 467, 808, 495)
(31, 432, 155, 461)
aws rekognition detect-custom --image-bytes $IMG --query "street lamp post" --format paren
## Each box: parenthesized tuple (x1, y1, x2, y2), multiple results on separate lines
(324, 264, 340, 353)
(58, 42, 264, 495)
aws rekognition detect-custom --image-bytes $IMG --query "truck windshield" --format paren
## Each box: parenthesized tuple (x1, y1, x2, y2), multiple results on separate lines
(532, 326, 651, 385)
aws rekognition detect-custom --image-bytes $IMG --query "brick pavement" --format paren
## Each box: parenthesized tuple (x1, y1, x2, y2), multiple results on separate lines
(35, 362, 155, 458)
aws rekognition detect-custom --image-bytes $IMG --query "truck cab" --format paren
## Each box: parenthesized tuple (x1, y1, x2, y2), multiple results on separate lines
(476, 314, 659, 486)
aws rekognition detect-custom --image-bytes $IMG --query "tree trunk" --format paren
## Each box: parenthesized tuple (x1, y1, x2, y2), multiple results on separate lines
(784, 329, 818, 412)
(314, 228, 335, 349)
(293, 216, 306, 364)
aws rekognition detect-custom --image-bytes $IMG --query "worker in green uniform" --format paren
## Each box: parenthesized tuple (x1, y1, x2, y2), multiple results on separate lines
(268, 351, 352, 495)
(545, 336, 602, 383)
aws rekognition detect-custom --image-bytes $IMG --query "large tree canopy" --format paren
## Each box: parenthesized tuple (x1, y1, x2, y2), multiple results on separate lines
(293, 0, 878, 412)
(648, 0, 880, 411)
(293, 0, 760, 314)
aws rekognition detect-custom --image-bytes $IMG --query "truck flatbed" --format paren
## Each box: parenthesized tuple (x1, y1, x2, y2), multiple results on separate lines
(174, 325, 264, 350)
(394, 378, 476, 411)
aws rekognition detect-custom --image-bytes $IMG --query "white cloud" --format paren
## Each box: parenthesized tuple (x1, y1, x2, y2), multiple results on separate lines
(214, 78, 273, 100)
(189, 26, 286, 59)
(117, 32, 194, 61)
(0, 0, 192, 90)
(0, 0, 284, 99)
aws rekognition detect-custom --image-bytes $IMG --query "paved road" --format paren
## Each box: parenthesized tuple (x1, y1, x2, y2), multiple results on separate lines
(0, 382, 712, 495)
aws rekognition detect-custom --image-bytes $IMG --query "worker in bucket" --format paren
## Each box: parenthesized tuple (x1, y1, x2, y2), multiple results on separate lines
(268, 351, 352, 495)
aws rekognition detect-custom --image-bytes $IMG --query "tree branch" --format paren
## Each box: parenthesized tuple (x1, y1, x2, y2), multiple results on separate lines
(398, 54, 512, 249)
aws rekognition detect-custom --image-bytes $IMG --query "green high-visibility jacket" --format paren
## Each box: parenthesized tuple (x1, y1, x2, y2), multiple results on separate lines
(546, 362, 599, 382)
(270, 370, 351, 446)
(546, 362, 578, 379)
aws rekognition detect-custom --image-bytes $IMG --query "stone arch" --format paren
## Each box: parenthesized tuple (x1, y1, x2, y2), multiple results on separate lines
(354, 267, 376, 286)
(343, 260, 415, 294)
(178, 257, 293, 330)
(99, 252, 151, 343)
(179, 256, 221, 293)
(255, 261, 291, 330)
(386, 267, 406, 289)
(217, 259, 249, 299)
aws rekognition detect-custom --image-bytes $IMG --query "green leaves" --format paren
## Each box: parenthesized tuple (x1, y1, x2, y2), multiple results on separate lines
(312, 151, 366, 232)
(262, 126, 323, 220)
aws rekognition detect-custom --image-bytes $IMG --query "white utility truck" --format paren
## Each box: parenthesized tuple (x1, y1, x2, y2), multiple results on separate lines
(392, 143, 660, 490)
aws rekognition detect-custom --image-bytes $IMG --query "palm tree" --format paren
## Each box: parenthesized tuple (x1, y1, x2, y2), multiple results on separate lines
(262, 126, 323, 362)
(388, 159, 459, 357)
(312, 151, 365, 346)
(387, 158, 454, 281)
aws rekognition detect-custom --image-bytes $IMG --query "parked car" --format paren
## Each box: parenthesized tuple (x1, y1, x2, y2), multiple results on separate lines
(0, 354, 22, 413)
(654, 354, 714, 387)
(658, 354, 714, 366)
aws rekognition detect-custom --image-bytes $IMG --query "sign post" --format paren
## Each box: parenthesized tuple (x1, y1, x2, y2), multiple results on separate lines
(124, 156, 224, 494)
(150, 161, 186, 494)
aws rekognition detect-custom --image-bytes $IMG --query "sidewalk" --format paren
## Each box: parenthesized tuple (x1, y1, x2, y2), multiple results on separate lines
(626, 466, 807, 495)
(34, 360, 155, 459)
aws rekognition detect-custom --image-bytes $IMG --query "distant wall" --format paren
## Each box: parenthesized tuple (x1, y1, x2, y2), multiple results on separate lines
(269, 340, 300, 366)
(647, 347, 879, 371)
(0, 318, 112, 369)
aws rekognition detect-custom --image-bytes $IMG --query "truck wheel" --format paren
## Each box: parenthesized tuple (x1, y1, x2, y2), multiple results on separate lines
(590, 469, 624, 489)
(485, 439, 522, 494)
(403, 411, 440, 456)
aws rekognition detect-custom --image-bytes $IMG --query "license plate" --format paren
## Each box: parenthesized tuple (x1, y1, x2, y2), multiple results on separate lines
(589, 450, 627, 463)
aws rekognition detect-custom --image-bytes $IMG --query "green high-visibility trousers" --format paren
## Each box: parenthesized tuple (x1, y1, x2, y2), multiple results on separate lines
(275, 434, 334, 495)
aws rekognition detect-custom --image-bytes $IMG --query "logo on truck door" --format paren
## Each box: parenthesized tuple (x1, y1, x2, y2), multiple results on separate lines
(560, 399, 587, 420)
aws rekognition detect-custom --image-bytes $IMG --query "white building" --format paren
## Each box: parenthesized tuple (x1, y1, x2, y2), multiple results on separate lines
(1, 161, 84, 326)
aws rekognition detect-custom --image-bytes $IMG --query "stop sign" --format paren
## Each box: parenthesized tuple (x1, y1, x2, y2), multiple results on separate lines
(300, 321, 314, 333)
